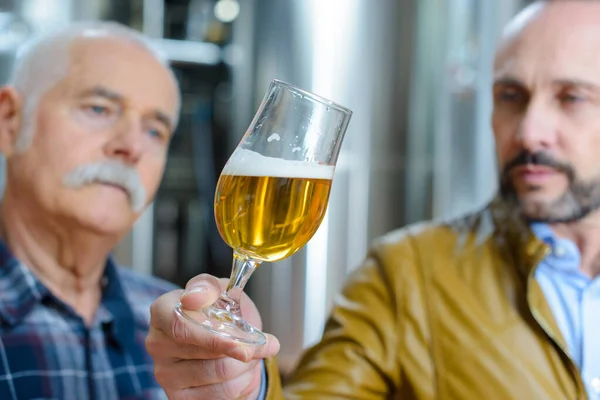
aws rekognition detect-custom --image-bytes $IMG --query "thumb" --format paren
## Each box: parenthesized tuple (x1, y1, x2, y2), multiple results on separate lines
(179, 274, 223, 311)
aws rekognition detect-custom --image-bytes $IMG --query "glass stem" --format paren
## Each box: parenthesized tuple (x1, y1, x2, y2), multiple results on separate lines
(216, 251, 261, 317)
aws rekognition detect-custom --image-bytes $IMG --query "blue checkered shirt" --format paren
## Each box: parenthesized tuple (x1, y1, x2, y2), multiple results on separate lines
(0, 240, 178, 400)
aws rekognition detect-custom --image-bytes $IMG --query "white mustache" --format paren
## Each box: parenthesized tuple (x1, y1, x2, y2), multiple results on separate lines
(63, 160, 147, 212)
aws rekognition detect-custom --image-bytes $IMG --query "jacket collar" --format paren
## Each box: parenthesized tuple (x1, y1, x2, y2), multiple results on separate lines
(488, 197, 550, 279)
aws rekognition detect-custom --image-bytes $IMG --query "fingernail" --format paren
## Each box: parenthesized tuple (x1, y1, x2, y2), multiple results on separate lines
(227, 346, 249, 361)
(185, 284, 209, 294)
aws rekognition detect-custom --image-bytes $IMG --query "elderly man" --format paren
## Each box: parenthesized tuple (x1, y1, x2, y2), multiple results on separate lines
(0, 22, 180, 399)
(148, 1, 600, 399)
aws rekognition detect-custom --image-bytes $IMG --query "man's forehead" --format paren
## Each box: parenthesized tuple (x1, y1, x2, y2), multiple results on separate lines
(62, 38, 180, 119)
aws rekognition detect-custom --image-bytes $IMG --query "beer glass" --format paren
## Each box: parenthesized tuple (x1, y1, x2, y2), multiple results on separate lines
(175, 79, 352, 345)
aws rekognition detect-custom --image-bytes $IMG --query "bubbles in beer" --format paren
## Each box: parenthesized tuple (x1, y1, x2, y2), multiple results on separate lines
(222, 148, 334, 179)
(267, 133, 281, 142)
(215, 148, 334, 261)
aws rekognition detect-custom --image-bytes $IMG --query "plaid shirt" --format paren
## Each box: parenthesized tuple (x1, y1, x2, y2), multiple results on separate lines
(0, 240, 178, 400)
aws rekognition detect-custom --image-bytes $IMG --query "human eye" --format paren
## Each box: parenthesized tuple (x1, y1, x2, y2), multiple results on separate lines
(494, 86, 527, 104)
(80, 101, 117, 119)
(145, 124, 170, 143)
(558, 92, 586, 104)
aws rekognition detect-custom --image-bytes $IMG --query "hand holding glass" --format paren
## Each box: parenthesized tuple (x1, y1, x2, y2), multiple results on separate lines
(175, 79, 352, 345)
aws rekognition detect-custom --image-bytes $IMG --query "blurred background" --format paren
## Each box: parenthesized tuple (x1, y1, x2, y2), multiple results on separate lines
(0, 0, 530, 377)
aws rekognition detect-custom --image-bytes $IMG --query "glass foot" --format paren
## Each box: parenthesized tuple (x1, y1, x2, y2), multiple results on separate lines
(174, 302, 267, 346)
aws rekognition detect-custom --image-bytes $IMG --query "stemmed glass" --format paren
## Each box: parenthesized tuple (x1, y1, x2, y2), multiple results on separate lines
(175, 79, 352, 345)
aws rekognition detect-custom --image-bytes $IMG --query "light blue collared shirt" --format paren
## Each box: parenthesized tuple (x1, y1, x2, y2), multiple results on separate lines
(531, 223, 600, 400)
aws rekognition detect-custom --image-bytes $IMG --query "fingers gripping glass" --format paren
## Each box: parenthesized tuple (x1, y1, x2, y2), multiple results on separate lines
(175, 80, 352, 345)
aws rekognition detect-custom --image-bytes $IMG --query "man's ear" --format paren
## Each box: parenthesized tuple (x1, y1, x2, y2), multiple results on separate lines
(0, 86, 23, 157)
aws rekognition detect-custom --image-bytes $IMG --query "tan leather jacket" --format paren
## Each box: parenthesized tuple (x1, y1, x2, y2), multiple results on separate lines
(263, 200, 589, 399)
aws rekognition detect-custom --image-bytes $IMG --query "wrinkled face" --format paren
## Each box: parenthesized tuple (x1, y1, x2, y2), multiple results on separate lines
(493, 3, 600, 223)
(2, 37, 179, 235)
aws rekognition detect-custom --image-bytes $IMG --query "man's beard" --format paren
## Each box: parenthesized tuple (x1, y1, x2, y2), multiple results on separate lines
(499, 150, 600, 223)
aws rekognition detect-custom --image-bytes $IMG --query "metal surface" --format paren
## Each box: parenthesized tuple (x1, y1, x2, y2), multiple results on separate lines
(232, 0, 416, 373)
(142, 0, 163, 38)
(156, 38, 221, 65)
(427, 0, 522, 221)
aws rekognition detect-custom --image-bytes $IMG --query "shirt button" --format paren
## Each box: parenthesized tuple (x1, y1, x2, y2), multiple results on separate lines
(591, 377, 600, 393)
(554, 246, 566, 257)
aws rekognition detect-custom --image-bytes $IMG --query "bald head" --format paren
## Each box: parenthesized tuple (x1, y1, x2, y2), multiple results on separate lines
(495, 0, 600, 83)
(9, 21, 178, 150)
(499, 0, 600, 50)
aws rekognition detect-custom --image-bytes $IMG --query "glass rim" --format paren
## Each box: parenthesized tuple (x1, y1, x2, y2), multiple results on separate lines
(271, 79, 353, 116)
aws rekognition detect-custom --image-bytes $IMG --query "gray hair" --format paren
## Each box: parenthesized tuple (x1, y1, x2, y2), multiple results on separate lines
(8, 20, 177, 151)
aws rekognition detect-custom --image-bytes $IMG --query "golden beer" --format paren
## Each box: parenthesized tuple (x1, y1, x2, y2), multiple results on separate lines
(214, 174, 332, 262)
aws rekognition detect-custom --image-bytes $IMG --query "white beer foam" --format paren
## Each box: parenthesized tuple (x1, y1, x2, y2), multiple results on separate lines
(222, 149, 334, 179)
